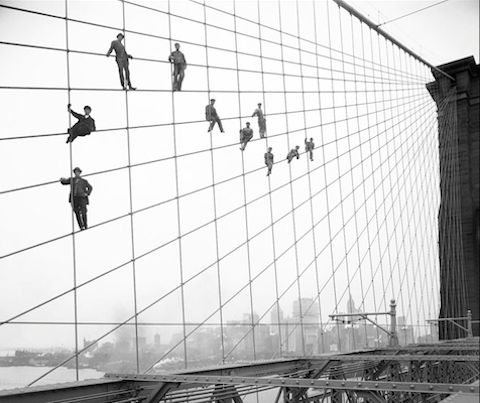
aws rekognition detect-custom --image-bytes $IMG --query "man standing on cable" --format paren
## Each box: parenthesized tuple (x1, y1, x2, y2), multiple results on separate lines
(286, 145, 300, 163)
(106, 33, 136, 90)
(205, 99, 225, 133)
(304, 137, 315, 161)
(60, 167, 93, 231)
(265, 147, 274, 176)
(252, 102, 266, 138)
(66, 103, 96, 144)
(168, 42, 187, 91)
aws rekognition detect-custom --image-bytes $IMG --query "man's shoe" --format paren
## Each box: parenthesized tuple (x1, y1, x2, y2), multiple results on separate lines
(129, 86, 137, 90)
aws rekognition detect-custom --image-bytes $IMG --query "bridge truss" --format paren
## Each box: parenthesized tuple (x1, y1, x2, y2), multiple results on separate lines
(0, 339, 478, 402)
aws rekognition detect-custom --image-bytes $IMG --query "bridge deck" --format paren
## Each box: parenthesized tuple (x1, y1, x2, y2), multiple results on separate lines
(0, 339, 478, 403)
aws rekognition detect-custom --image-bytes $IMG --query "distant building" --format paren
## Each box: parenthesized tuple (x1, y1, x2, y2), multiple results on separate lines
(154, 333, 161, 347)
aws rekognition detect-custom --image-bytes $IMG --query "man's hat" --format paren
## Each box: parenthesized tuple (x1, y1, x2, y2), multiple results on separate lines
(73, 167, 82, 173)
(211, 98, 216, 102)
(246, 122, 250, 125)
(84, 105, 91, 111)
(117, 33, 124, 38)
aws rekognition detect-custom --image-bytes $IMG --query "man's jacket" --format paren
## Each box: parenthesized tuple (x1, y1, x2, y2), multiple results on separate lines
(61, 177, 93, 204)
(70, 110, 96, 136)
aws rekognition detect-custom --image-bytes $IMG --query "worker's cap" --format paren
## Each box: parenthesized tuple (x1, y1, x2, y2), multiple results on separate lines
(258, 103, 262, 106)
(73, 167, 82, 173)
(174, 42, 180, 46)
(295, 145, 299, 148)
(246, 122, 250, 124)
(210, 98, 216, 102)
(117, 33, 124, 39)
(84, 105, 92, 111)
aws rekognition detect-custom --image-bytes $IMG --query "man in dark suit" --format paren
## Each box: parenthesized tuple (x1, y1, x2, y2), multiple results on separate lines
(106, 33, 136, 90)
(205, 99, 225, 133)
(60, 167, 93, 231)
(265, 147, 274, 176)
(239, 122, 253, 151)
(66, 104, 96, 143)
(168, 42, 187, 91)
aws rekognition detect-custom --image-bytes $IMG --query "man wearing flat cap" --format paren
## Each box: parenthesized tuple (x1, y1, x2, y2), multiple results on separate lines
(168, 42, 187, 91)
(66, 103, 96, 143)
(205, 99, 224, 133)
(239, 122, 253, 151)
(60, 167, 93, 231)
(106, 33, 136, 90)
(252, 102, 266, 138)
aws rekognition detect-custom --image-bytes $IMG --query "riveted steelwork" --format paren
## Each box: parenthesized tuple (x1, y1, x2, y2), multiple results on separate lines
(1, 341, 478, 403)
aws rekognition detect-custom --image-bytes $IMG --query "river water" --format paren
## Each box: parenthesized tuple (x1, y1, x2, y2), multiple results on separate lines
(0, 366, 105, 390)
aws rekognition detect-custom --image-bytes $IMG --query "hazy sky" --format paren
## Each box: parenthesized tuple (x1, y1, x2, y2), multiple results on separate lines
(351, 0, 479, 65)
(0, 0, 475, 382)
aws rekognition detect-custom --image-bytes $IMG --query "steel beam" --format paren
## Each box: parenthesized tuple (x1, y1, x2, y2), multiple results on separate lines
(124, 373, 480, 395)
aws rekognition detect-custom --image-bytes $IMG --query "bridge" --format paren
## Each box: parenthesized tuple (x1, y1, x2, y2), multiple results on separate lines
(0, 0, 478, 402)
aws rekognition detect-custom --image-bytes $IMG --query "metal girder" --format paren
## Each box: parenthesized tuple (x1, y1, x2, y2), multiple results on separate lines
(0, 378, 134, 403)
(311, 355, 479, 362)
(133, 373, 480, 395)
(2, 342, 478, 403)
(144, 381, 180, 403)
(355, 390, 387, 403)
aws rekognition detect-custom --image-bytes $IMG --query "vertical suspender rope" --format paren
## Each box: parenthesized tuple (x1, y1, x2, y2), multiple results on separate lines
(309, 0, 326, 355)
(368, 27, 388, 319)
(336, 6, 355, 350)
(357, 19, 379, 347)
(325, 0, 342, 351)
(418, 59, 437, 334)
(204, 3, 226, 365)
(295, 0, 322, 356)
(425, 63, 442, 334)
(233, 0, 257, 362)
(167, 0, 188, 369)
(121, 0, 140, 373)
(401, 48, 417, 342)
(277, 0, 305, 356)
(391, 42, 410, 342)
(392, 44, 408, 338)
(64, 0, 79, 380)
(258, 3, 283, 359)
(376, 30, 398, 329)
(347, 11, 368, 349)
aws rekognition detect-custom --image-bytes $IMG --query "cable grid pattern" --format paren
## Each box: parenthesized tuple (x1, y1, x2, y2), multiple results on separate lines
(0, 0, 457, 388)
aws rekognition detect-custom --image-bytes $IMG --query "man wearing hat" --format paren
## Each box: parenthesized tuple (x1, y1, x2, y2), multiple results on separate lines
(286, 145, 300, 163)
(66, 103, 96, 143)
(304, 137, 315, 161)
(60, 167, 93, 231)
(264, 147, 274, 176)
(168, 42, 187, 91)
(239, 122, 253, 151)
(205, 99, 224, 133)
(106, 33, 136, 90)
(252, 102, 266, 138)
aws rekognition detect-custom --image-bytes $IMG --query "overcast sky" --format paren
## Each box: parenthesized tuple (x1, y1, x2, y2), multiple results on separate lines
(0, 0, 476, 382)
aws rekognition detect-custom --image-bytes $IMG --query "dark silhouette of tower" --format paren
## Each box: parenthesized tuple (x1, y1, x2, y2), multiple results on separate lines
(427, 56, 479, 339)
